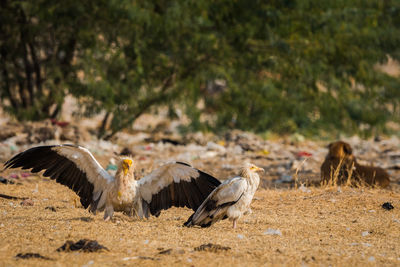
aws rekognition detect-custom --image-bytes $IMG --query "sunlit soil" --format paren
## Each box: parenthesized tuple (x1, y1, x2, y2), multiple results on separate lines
(1, 172, 399, 266)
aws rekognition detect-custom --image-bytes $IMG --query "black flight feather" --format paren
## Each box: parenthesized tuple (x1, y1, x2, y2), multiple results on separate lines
(4, 145, 95, 209)
(147, 165, 221, 217)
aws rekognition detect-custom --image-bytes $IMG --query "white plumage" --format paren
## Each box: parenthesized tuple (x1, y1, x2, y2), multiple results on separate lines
(4, 144, 221, 221)
(184, 162, 263, 228)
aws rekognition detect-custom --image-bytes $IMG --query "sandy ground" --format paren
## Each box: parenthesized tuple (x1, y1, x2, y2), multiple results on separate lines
(0, 120, 399, 266)
(1, 171, 400, 267)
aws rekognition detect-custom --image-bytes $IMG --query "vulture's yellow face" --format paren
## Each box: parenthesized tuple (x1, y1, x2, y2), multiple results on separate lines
(249, 164, 264, 173)
(122, 158, 133, 175)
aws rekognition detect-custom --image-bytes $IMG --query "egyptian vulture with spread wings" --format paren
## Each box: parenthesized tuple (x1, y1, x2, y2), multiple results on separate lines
(4, 144, 221, 221)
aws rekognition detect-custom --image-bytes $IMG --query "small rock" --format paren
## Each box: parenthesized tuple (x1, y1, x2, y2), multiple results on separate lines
(158, 249, 172, 255)
(45, 206, 57, 212)
(15, 253, 53, 260)
(57, 239, 109, 252)
(80, 217, 94, 222)
(176, 249, 185, 254)
(263, 228, 282, 236)
(82, 260, 94, 267)
(20, 199, 34, 206)
(237, 234, 244, 239)
(122, 256, 139, 261)
(382, 202, 394, 210)
(194, 243, 231, 252)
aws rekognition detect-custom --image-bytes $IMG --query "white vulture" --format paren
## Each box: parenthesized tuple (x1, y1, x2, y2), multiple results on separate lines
(184, 163, 264, 228)
(3, 144, 221, 221)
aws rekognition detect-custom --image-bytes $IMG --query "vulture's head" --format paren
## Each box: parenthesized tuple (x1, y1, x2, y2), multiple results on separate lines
(239, 162, 264, 178)
(118, 157, 135, 177)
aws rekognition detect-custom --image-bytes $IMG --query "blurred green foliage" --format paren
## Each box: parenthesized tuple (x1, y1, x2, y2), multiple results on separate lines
(1, 0, 399, 138)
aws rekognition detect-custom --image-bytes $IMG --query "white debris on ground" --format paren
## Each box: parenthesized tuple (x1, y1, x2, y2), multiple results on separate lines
(263, 228, 282, 236)
(362, 231, 370, 237)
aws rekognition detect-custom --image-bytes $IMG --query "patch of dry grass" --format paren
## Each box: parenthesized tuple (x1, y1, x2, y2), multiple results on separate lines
(1, 173, 400, 267)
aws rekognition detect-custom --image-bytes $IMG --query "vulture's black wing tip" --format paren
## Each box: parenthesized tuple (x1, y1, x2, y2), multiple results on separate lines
(183, 213, 195, 227)
(200, 222, 212, 228)
(176, 161, 192, 167)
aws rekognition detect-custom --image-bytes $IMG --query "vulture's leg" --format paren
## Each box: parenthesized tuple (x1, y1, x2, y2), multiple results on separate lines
(104, 205, 114, 221)
(233, 219, 237, 229)
(129, 206, 136, 217)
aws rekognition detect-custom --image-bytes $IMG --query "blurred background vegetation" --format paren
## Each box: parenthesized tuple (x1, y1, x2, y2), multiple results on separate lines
(1, 0, 400, 139)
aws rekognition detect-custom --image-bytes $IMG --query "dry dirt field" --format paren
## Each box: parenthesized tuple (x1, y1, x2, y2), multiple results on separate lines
(0, 120, 400, 266)
(1, 170, 400, 266)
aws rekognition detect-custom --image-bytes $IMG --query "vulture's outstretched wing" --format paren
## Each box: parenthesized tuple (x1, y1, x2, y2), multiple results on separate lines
(184, 177, 247, 227)
(137, 162, 221, 218)
(4, 145, 113, 210)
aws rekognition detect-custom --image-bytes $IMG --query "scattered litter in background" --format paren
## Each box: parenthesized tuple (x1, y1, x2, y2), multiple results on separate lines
(297, 151, 312, 157)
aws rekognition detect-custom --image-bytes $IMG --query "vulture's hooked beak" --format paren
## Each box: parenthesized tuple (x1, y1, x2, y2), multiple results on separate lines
(122, 159, 133, 175)
(252, 165, 265, 173)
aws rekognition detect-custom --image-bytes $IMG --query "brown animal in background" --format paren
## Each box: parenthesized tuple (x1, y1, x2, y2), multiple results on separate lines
(320, 141, 390, 188)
